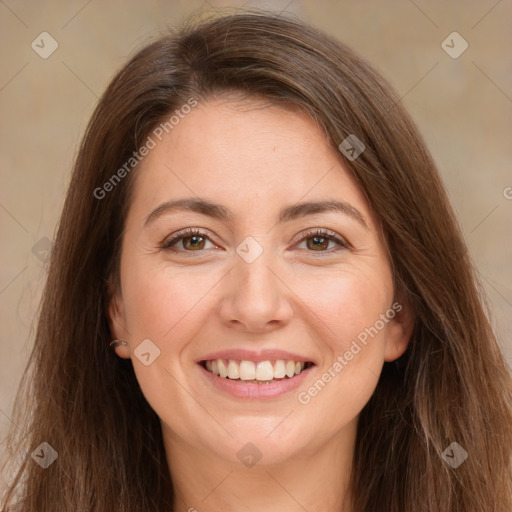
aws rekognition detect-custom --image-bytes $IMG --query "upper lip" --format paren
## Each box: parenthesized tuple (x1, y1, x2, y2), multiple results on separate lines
(195, 349, 315, 364)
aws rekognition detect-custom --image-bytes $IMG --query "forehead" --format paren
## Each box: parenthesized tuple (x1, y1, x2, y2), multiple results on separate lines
(127, 97, 375, 229)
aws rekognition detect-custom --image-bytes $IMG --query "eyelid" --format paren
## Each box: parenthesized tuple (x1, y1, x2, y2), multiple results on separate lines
(293, 227, 351, 250)
(159, 227, 218, 251)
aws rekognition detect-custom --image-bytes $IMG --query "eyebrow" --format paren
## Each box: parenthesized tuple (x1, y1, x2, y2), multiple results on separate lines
(143, 197, 369, 230)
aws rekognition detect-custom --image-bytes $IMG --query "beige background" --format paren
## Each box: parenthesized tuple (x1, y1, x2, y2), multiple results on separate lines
(1, 0, 511, 454)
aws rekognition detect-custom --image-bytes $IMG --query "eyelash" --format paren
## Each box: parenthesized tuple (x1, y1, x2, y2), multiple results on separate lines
(159, 227, 350, 255)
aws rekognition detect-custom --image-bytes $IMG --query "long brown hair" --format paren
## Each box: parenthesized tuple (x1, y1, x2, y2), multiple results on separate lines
(2, 10, 511, 512)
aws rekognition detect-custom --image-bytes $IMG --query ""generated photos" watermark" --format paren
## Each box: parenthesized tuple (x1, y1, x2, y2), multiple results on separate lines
(297, 301, 402, 405)
(93, 98, 198, 200)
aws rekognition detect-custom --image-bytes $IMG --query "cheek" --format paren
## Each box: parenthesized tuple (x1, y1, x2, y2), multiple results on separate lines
(121, 258, 214, 342)
(291, 274, 392, 432)
(294, 264, 393, 353)
(118, 259, 217, 429)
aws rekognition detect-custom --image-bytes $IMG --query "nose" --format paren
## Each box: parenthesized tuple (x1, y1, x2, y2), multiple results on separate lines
(217, 246, 294, 333)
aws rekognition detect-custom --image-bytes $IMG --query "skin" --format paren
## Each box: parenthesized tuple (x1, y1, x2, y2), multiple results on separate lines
(107, 95, 415, 512)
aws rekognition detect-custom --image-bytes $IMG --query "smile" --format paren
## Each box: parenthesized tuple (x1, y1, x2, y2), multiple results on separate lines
(201, 359, 314, 383)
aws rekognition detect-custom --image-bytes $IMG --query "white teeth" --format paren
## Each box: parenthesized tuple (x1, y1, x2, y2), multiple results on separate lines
(218, 359, 227, 378)
(239, 360, 256, 380)
(285, 360, 296, 378)
(227, 360, 240, 379)
(256, 361, 274, 381)
(203, 358, 309, 381)
(273, 360, 286, 378)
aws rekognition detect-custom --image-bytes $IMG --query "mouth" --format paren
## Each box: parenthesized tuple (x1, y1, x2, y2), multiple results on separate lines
(199, 358, 315, 384)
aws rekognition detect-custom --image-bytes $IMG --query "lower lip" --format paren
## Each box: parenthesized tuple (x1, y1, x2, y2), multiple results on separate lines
(198, 363, 315, 399)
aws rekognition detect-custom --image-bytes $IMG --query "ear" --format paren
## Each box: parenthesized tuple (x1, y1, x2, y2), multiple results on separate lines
(383, 297, 415, 362)
(106, 278, 131, 359)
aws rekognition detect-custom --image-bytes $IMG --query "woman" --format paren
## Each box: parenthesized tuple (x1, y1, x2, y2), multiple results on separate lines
(2, 10, 511, 512)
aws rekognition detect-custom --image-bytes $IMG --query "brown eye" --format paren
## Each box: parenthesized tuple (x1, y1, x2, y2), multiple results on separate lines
(182, 235, 206, 250)
(160, 228, 214, 252)
(296, 228, 349, 254)
(306, 235, 330, 251)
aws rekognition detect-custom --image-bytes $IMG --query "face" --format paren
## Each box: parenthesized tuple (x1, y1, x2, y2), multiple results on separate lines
(107, 96, 413, 469)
